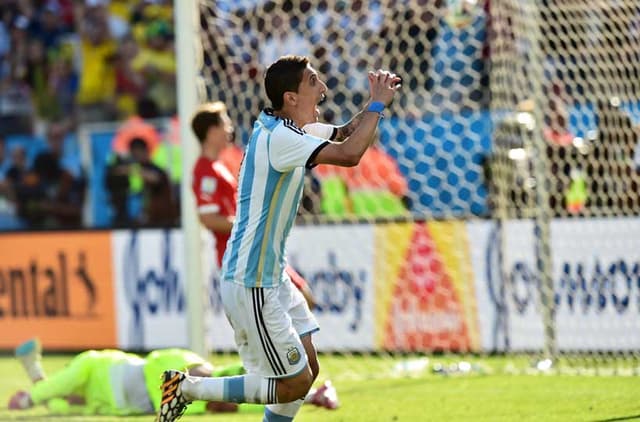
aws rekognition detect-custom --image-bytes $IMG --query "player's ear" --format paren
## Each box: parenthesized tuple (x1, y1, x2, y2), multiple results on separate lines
(283, 91, 297, 107)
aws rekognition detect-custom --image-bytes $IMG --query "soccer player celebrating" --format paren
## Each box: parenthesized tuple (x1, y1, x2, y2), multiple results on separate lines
(190, 101, 317, 307)
(158, 56, 400, 422)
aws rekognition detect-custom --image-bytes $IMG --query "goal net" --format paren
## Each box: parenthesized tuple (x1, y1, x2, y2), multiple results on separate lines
(489, 0, 640, 372)
(195, 0, 640, 375)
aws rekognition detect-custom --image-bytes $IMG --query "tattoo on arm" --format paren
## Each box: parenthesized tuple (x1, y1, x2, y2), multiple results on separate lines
(335, 109, 367, 142)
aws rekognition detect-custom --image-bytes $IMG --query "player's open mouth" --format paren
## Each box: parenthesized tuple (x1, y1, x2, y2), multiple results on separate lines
(315, 94, 326, 120)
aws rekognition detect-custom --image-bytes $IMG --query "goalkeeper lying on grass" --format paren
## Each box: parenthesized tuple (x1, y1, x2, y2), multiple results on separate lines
(8, 338, 338, 416)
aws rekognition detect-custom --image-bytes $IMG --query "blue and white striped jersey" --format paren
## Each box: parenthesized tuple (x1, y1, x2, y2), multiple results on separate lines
(221, 109, 334, 287)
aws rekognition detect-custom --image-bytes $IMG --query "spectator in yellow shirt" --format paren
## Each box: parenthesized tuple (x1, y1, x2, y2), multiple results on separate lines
(74, 2, 117, 123)
(131, 20, 176, 116)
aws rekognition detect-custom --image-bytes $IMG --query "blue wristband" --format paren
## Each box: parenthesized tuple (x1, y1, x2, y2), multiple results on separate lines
(367, 101, 385, 114)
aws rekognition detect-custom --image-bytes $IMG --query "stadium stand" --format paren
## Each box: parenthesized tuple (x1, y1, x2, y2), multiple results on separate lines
(0, 0, 176, 229)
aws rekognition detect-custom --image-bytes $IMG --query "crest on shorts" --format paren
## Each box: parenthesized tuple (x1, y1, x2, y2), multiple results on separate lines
(286, 347, 301, 365)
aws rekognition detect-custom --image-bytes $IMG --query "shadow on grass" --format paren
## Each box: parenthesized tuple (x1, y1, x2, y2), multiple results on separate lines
(0, 414, 152, 421)
(2, 417, 72, 420)
(591, 415, 640, 422)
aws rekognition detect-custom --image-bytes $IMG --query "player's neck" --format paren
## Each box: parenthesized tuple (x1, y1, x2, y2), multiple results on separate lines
(202, 146, 220, 161)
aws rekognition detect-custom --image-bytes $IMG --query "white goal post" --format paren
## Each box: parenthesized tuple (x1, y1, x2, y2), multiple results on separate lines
(174, 0, 206, 357)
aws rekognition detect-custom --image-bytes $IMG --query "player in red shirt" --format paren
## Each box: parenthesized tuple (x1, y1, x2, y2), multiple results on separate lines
(191, 103, 237, 267)
(190, 102, 317, 307)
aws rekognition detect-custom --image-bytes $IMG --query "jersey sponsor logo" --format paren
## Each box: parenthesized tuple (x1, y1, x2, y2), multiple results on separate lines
(201, 176, 217, 194)
(286, 346, 301, 365)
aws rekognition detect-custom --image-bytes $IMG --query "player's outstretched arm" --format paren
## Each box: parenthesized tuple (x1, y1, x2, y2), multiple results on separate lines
(332, 103, 371, 143)
(311, 70, 400, 168)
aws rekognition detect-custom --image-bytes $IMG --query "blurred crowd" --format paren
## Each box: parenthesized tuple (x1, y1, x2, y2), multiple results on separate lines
(0, 0, 179, 229)
(0, 0, 413, 231)
(0, 0, 176, 133)
(0, 122, 84, 229)
(1, 0, 637, 231)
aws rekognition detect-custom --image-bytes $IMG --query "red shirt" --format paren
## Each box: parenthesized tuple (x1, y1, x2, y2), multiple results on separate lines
(192, 156, 237, 266)
(219, 144, 244, 181)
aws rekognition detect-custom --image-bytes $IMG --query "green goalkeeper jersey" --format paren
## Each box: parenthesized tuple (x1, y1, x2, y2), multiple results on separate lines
(31, 348, 255, 416)
(31, 350, 153, 415)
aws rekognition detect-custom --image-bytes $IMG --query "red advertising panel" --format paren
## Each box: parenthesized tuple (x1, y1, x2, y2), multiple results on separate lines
(377, 222, 479, 352)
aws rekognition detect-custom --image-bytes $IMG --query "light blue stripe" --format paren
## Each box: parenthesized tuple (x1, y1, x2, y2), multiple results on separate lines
(263, 171, 294, 284)
(263, 408, 293, 422)
(271, 179, 304, 282)
(246, 133, 283, 287)
(15, 339, 38, 357)
(223, 376, 245, 403)
(278, 175, 305, 260)
(223, 123, 260, 279)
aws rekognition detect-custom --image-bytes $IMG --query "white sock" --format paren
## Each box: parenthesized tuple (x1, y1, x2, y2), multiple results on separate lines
(17, 355, 45, 383)
(304, 388, 317, 403)
(181, 374, 277, 404)
(264, 399, 304, 421)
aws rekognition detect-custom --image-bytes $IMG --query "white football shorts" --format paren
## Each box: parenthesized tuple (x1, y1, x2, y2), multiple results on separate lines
(220, 278, 319, 378)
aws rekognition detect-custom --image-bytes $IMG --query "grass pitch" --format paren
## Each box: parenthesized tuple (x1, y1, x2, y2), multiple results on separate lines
(1, 354, 639, 421)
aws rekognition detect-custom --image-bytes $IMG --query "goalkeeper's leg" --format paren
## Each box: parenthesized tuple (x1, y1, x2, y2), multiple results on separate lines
(29, 350, 96, 405)
(12, 341, 96, 412)
(15, 338, 45, 383)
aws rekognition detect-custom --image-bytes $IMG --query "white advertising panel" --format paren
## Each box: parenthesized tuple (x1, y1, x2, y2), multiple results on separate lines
(112, 229, 190, 350)
(467, 220, 509, 352)
(112, 225, 376, 351)
(111, 228, 237, 351)
(206, 224, 377, 351)
(286, 225, 376, 351)
(205, 268, 236, 350)
(551, 218, 640, 351)
(468, 218, 640, 352)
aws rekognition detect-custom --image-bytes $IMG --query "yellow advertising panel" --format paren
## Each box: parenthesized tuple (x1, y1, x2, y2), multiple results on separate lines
(375, 221, 480, 352)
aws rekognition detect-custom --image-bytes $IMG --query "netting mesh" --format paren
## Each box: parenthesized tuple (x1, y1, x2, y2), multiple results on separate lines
(489, 0, 640, 368)
(490, 0, 640, 219)
(196, 0, 640, 371)
(199, 0, 490, 219)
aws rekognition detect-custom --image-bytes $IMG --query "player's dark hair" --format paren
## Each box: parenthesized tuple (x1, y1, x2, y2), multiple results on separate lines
(265, 55, 309, 110)
(191, 101, 227, 144)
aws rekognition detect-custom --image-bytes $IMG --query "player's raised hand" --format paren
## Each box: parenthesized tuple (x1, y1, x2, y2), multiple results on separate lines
(368, 69, 401, 107)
